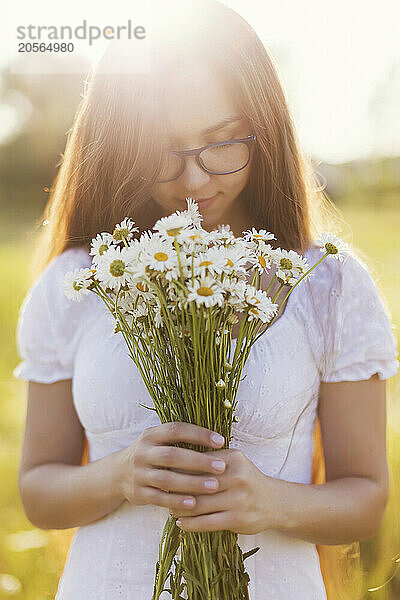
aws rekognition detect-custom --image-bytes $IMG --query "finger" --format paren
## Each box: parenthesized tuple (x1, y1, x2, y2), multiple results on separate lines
(144, 467, 221, 495)
(176, 511, 231, 532)
(147, 445, 226, 475)
(170, 489, 231, 519)
(143, 422, 225, 449)
(142, 486, 197, 511)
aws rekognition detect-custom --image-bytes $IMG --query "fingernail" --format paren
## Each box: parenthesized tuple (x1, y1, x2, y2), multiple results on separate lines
(211, 460, 225, 472)
(205, 479, 218, 489)
(211, 433, 225, 446)
(183, 498, 195, 507)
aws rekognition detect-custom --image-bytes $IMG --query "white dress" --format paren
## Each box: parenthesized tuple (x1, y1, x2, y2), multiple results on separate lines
(13, 243, 399, 600)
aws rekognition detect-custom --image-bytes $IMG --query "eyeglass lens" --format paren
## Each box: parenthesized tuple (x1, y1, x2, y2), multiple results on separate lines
(156, 141, 250, 183)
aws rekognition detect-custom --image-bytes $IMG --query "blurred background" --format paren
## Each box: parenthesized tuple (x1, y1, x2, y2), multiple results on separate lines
(1, 0, 399, 598)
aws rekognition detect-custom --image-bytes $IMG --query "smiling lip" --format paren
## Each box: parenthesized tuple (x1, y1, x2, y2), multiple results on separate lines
(197, 194, 217, 202)
(194, 193, 219, 209)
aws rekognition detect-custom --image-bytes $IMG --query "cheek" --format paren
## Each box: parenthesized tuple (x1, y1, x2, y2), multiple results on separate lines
(150, 187, 177, 213)
(221, 166, 251, 197)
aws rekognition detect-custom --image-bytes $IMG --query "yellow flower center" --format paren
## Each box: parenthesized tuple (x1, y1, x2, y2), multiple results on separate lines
(249, 307, 259, 315)
(226, 258, 234, 267)
(167, 227, 182, 236)
(197, 286, 214, 296)
(154, 252, 168, 262)
(200, 260, 213, 267)
(190, 234, 202, 241)
(248, 296, 260, 304)
(110, 259, 125, 277)
(325, 242, 338, 254)
(280, 258, 293, 270)
(258, 256, 267, 268)
(136, 281, 150, 292)
(113, 227, 129, 241)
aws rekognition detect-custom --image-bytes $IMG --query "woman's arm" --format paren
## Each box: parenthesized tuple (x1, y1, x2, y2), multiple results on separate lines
(272, 373, 390, 544)
(19, 380, 126, 530)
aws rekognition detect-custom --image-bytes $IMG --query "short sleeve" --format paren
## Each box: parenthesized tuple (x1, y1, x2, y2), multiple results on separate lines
(320, 253, 399, 383)
(13, 247, 92, 384)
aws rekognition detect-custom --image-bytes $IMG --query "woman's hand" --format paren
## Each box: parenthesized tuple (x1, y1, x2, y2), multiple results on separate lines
(118, 421, 228, 514)
(170, 448, 284, 535)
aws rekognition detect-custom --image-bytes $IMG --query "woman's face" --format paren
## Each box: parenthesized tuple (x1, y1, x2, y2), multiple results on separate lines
(149, 63, 254, 231)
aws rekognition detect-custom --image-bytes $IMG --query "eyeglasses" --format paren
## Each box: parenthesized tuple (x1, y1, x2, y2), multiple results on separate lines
(144, 134, 257, 184)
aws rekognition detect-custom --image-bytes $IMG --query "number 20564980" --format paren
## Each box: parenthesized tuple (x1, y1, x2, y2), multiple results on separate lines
(18, 42, 74, 52)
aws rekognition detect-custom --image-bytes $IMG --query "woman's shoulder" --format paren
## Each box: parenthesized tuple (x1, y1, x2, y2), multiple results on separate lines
(301, 240, 387, 326)
(37, 246, 92, 285)
(27, 246, 92, 304)
(13, 246, 94, 383)
(18, 245, 94, 336)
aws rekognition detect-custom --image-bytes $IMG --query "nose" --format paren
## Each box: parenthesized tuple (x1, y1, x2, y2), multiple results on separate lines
(178, 156, 211, 191)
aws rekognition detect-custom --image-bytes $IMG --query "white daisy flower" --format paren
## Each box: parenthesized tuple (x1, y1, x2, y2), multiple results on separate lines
(247, 302, 277, 323)
(177, 226, 210, 249)
(127, 277, 154, 300)
(208, 224, 236, 246)
(187, 276, 225, 308)
(95, 245, 132, 290)
(273, 249, 309, 285)
(117, 292, 137, 313)
(247, 243, 275, 274)
(140, 234, 178, 272)
(275, 269, 299, 286)
(193, 247, 227, 276)
(224, 399, 232, 408)
(90, 232, 114, 264)
(184, 197, 203, 227)
(220, 278, 247, 309)
(243, 228, 276, 245)
(132, 302, 149, 320)
(124, 238, 143, 264)
(217, 244, 250, 275)
(237, 285, 278, 323)
(112, 218, 139, 244)
(246, 294, 277, 323)
(216, 379, 226, 389)
(164, 264, 181, 282)
(317, 233, 349, 262)
(154, 211, 193, 238)
(63, 268, 92, 301)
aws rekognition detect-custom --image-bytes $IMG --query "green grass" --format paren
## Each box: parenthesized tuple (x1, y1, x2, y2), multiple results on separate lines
(1, 202, 399, 598)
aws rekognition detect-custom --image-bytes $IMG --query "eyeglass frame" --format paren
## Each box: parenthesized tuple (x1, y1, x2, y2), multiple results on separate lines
(146, 133, 257, 183)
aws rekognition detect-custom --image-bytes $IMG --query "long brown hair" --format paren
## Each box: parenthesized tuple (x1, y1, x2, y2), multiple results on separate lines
(29, 1, 367, 596)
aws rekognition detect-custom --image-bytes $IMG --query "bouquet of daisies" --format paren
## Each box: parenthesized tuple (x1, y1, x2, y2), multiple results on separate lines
(63, 197, 348, 600)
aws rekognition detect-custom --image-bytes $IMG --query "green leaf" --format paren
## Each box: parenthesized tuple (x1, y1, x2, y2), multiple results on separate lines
(243, 546, 260, 561)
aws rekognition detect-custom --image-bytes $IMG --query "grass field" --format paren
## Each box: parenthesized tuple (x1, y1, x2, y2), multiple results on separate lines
(1, 202, 399, 599)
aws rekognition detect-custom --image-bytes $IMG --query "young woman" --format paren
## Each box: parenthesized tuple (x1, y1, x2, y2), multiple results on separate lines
(13, 2, 399, 599)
